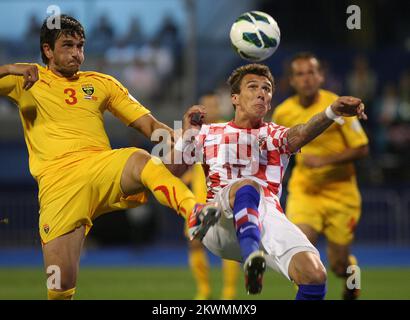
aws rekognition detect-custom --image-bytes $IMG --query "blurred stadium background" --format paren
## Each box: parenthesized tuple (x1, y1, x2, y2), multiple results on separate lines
(0, 0, 409, 299)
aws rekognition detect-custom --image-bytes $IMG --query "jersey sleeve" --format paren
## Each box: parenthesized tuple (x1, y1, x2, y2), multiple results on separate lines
(193, 125, 209, 164)
(0, 74, 23, 103)
(106, 76, 150, 125)
(339, 116, 369, 148)
(267, 123, 291, 154)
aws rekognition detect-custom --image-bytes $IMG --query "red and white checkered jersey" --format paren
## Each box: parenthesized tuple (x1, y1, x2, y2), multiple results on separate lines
(195, 121, 292, 201)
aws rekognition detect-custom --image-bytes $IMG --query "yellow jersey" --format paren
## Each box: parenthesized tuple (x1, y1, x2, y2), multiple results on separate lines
(272, 89, 368, 188)
(0, 64, 150, 179)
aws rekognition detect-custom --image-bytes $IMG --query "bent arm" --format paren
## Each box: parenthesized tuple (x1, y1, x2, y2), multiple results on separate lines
(322, 145, 369, 165)
(287, 112, 333, 153)
(287, 96, 367, 153)
(129, 113, 173, 140)
(0, 64, 38, 90)
(302, 145, 369, 168)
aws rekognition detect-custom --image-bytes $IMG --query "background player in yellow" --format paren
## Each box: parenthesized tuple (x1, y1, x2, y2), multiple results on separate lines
(182, 94, 239, 300)
(272, 52, 369, 300)
(0, 14, 220, 300)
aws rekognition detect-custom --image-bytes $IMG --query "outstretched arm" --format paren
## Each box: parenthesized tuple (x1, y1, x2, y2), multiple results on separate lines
(130, 113, 173, 141)
(129, 105, 206, 141)
(287, 96, 367, 153)
(129, 114, 188, 176)
(128, 106, 206, 176)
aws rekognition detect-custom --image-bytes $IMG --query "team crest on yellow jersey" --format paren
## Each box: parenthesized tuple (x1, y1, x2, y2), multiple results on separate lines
(82, 84, 94, 96)
(43, 224, 50, 234)
(82, 84, 97, 100)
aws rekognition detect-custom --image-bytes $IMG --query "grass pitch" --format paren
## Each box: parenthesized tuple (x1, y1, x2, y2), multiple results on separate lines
(0, 267, 409, 300)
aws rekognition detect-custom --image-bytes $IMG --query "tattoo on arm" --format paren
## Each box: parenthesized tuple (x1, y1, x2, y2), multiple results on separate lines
(287, 111, 334, 153)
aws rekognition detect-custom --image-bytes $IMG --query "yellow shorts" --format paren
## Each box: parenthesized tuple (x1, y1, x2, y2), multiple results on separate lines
(285, 182, 361, 245)
(37, 148, 148, 244)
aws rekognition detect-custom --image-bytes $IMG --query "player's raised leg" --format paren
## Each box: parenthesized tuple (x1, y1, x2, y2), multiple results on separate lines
(42, 226, 85, 300)
(288, 251, 327, 300)
(120, 150, 220, 238)
(228, 179, 266, 295)
(327, 242, 360, 300)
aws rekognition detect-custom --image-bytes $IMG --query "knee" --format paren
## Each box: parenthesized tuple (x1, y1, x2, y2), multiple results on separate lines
(130, 150, 152, 180)
(236, 179, 260, 191)
(307, 264, 327, 284)
(230, 179, 261, 208)
(290, 253, 327, 285)
(134, 149, 152, 167)
(297, 262, 327, 285)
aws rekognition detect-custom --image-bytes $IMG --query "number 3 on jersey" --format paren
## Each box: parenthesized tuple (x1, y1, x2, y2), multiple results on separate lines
(64, 88, 78, 105)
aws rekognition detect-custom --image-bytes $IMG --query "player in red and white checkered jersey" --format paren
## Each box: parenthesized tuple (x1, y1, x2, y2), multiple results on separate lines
(196, 121, 290, 204)
(184, 63, 367, 299)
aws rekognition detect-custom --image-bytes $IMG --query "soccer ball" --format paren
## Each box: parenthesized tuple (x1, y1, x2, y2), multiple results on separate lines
(230, 11, 280, 62)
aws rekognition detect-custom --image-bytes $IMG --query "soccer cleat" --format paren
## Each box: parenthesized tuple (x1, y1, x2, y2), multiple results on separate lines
(244, 250, 266, 295)
(188, 203, 221, 241)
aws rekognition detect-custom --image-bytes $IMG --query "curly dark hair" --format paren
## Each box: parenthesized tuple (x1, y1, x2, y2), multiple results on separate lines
(40, 14, 85, 64)
(227, 63, 274, 95)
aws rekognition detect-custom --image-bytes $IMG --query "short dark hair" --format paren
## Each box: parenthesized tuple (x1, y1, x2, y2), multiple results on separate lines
(227, 63, 274, 95)
(40, 14, 85, 64)
(288, 52, 322, 75)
